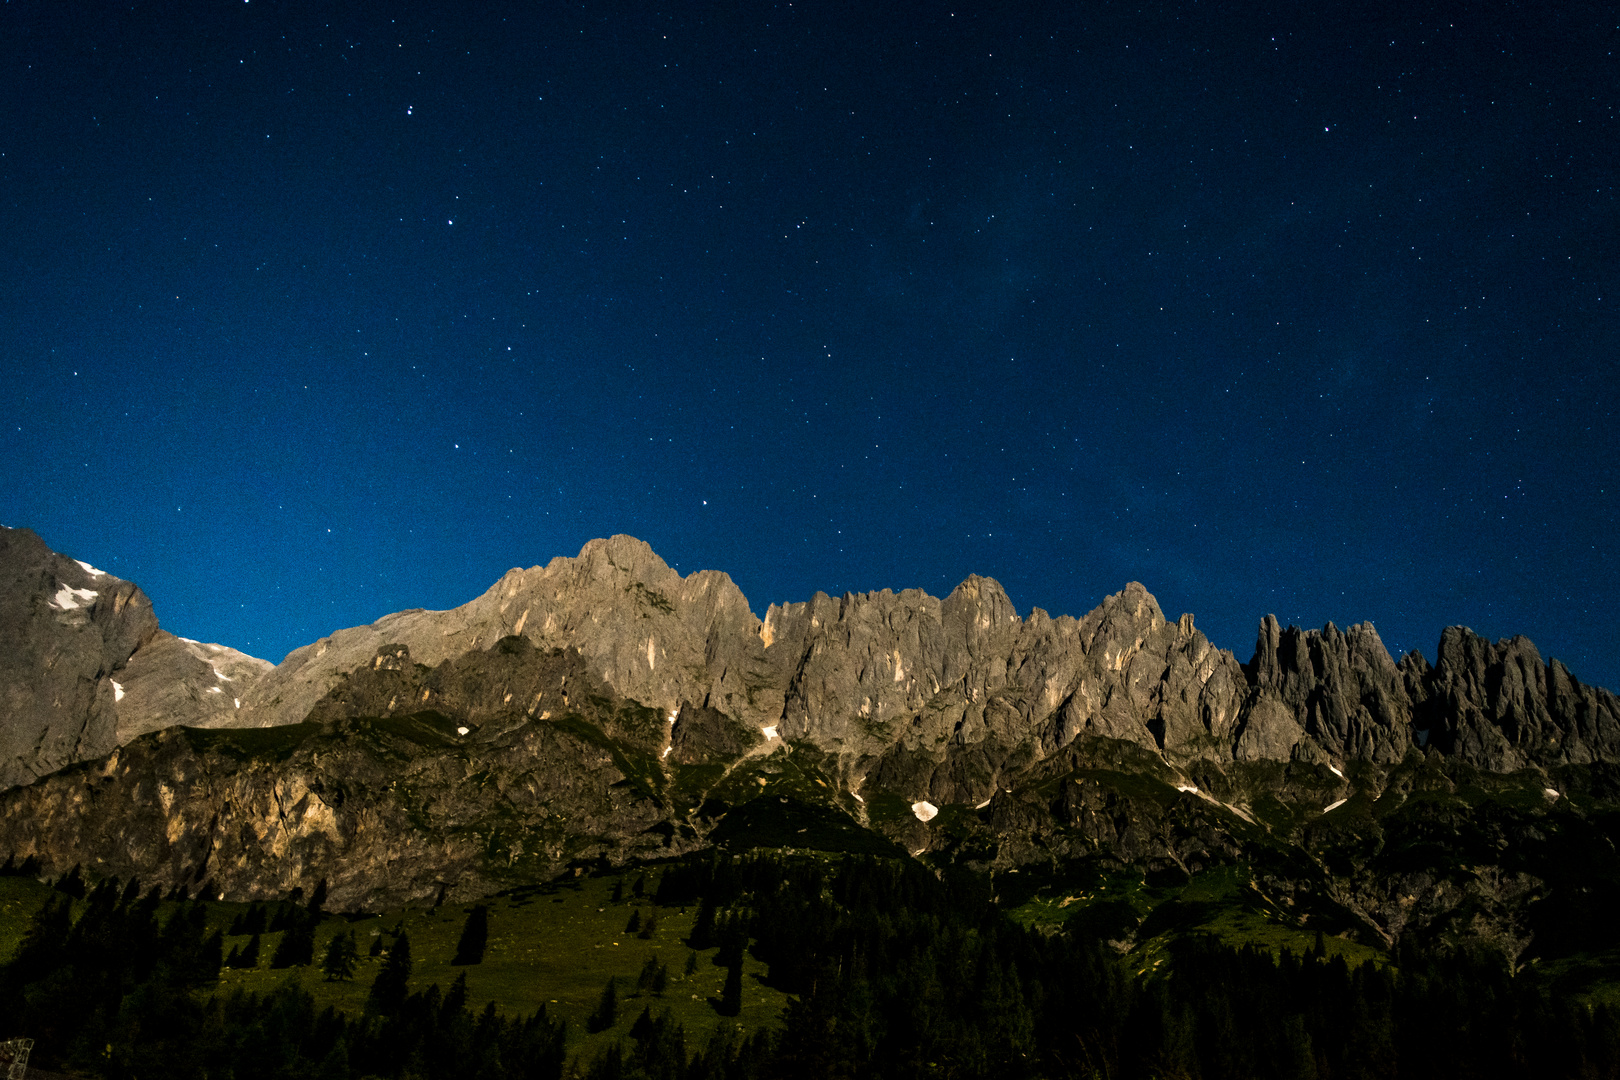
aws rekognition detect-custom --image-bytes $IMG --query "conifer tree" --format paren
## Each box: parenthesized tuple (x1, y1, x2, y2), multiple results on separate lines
(271, 915, 316, 968)
(322, 930, 358, 981)
(366, 931, 412, 1015)
(688, 896, 717, 950)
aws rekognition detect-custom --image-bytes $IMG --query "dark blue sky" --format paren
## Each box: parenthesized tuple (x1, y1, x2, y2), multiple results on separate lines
(3, 1, 1616, 688)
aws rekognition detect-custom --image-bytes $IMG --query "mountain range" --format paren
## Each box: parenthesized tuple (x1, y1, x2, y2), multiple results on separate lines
(4, 524, 1619, 966)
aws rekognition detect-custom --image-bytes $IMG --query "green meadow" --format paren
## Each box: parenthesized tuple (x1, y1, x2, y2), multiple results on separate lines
(0, 869, 790, 1060)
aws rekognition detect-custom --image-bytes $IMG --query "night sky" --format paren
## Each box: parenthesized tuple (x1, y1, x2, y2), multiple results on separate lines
(3, 2, 1616, 688)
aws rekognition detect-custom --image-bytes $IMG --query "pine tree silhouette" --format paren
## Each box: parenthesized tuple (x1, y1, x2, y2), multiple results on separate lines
(366, 931, 412, 1015)
(321, 930, 358, 981)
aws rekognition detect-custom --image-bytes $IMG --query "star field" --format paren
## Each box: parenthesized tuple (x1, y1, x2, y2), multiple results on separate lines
(1, 1, 1615, 686)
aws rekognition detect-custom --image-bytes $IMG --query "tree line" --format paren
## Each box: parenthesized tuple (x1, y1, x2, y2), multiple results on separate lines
(5, 854, 1620, 1078)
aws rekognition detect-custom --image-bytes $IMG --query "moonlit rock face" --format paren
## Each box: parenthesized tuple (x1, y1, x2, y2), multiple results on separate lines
(911, 800, 938, 822)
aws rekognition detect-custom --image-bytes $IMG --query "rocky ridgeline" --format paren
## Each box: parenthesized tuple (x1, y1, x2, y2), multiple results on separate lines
(2, 529, 1618, 931)
(222, 535, 1620, 787)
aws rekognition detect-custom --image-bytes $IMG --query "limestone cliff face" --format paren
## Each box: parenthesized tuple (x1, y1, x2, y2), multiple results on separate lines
(113, 632, 273, 741)
(1236, 616, 1416, 766)
(0, 527, 272, 791)
(761, 578, 1251, 807)
(1417, 627, 1620, 769)
(0, 527, 157, 790)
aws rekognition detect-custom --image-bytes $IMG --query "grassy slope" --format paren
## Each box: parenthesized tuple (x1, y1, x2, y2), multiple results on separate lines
(0, 871, 789, 1062)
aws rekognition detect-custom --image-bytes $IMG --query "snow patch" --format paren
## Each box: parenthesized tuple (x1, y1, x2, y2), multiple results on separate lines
(1175, 784, 1199, 794)
(1545, 787, 1561, 800)
(911, 800, 939, 823)
(49, 584, 98, 610)
(761, 725, 778, 740)
(851, 792, 864, 803)
(974, 797, 992, 810)
(1328, 765, 1344, 779)
(206, 686, 222, 694)
(234, 699, 240, 708)
(74, 559, 108, 577)
(111, 680, 125, 702)
(1323, 798, 1348, 813)
(457, 726, 470, 736)
(213, 667, 232, 681)
(661, 746, 672, 759)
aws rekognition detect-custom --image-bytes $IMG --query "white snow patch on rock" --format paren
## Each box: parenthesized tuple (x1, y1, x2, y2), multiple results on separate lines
(1175, 784, 1199, 794)
(234, 699, 240, 708)
(111, 680, 125, 701)
(74, 559, 108, 577)
(911, 800, 939, 823)
(851, 792, 864, 803)
(761, 725, 778, 740)
(661, 746, 672, 759)
(50, 584, 98, 610)
(457, 726, 470, 736)
(213, 667, 232, 681)
(1328, 765, 1344, 778)
(206, 686, 222, 694)
(1323, 798, 1348, 813)
(1545, 788, 1561, 800)
(974, 797, 992, 810)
